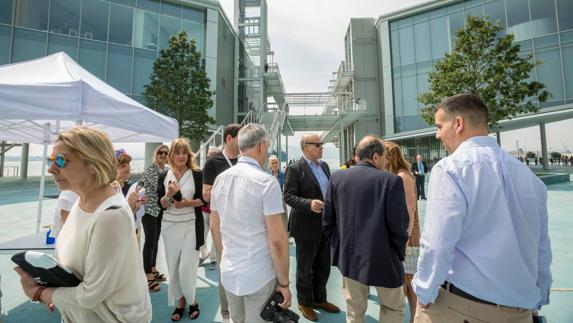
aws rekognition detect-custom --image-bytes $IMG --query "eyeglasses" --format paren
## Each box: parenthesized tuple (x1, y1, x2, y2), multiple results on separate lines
(46, 154, 68, 169)
(157, 151, 168, 156)
(115, 148, 127, 159)
(305, 142, 324, 148)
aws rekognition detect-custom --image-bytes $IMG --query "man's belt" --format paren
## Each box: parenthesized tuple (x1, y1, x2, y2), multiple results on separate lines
(441, 282, 496, 306)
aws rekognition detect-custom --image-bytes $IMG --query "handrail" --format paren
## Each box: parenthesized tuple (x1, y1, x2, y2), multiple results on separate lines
(268, 106, 286, 153)
(195, 125, 225, 168)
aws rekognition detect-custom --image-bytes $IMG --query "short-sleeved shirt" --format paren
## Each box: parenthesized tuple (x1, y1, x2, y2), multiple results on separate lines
(203, 151, 238, 185)
(211, 156, 285, 296)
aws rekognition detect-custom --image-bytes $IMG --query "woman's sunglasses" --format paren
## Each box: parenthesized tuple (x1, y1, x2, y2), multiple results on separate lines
(46, 154, 68, 169)
(157, 151, 168, 156)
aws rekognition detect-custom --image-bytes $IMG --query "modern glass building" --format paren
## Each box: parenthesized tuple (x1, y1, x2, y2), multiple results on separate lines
(0, 0, 236, 125)
(330, 0, 573, 163)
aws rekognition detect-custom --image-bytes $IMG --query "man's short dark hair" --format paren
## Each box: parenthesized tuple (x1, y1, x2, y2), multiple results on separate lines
(356, 136, 384, 161)
(224, 124, 242, 142)
(436, 93, 489, 127)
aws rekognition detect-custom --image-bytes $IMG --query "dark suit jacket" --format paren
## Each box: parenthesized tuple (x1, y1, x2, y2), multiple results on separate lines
(284, 157, 331, 241)
(411, 160, 429, 176)
(323, 162, 409, 287)
(157, 169, 205, 251)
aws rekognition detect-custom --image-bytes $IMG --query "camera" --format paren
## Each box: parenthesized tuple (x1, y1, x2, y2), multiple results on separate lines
(260, 292, 299, 323)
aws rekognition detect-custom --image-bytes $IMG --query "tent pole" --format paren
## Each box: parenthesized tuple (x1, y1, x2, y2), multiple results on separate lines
(36, 124, 50, 233)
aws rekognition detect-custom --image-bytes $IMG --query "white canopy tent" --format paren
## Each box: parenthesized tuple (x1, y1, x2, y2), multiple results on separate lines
(0, 52, 179, 232)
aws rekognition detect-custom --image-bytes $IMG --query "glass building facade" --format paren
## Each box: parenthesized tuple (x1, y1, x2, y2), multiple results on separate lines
(389, 0, 573, 133)
(0, 0, 205, 103)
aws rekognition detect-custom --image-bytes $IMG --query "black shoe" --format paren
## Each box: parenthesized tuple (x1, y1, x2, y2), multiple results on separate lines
(422, 197, 427, 200)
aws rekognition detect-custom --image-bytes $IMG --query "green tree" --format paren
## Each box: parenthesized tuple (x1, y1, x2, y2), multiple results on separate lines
(526, 151, 536, 159)
(144, 31, 215, 142)
(418, 15, 550, 128)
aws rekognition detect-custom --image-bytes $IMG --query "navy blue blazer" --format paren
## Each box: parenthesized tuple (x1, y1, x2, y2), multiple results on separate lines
(323, 162, 409, 287)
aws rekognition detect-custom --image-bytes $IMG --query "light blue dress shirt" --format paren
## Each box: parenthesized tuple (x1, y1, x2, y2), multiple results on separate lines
(413, 136, 552, 309)
(418, 161, 425, 175)
(303, 155, 329, 199)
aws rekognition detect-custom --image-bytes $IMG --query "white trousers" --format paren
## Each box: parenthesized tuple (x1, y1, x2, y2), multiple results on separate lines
(162, 220, 200, 306)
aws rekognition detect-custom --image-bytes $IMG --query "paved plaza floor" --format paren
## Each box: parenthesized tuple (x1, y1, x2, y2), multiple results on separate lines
(0, 174, 571, 322)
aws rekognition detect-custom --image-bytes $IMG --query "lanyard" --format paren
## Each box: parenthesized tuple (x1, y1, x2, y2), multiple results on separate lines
(222, 150, 234, 167)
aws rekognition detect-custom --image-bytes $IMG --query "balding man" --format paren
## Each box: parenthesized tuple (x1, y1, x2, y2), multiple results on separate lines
(323, 136, 409, 323)
(413, 93, 552, 322)
(284, 133, 340, 321)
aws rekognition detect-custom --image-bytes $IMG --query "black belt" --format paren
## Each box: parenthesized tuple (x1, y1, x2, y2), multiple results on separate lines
(441, 282, 496, 306)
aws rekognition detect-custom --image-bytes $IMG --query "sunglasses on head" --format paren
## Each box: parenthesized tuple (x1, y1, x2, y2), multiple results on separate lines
(157, 151, 168, 156)
(115, 148, 127, 159)
(305, 142, 324, 148)
(46, 154, 68, 169)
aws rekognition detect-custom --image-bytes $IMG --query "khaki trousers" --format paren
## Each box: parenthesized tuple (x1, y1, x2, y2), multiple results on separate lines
(226, 278, 277, 323)
(342, 277, 405, 323)
(414, 287, 533, 323)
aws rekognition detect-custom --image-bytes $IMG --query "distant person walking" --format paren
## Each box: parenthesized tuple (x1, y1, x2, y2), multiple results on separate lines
(413, 93, 552, 323)
(323, 135, 409, 323)
(410, 155, 428, 200)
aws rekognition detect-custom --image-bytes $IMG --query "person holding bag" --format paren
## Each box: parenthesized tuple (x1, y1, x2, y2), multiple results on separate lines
(158, 138, 205, 321)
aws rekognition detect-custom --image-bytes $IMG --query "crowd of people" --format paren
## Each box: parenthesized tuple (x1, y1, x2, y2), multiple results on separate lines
(14, 92, 552, 323)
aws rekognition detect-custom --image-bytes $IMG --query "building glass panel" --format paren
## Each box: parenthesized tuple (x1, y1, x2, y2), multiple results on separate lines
(109, 3, 134, 46)
(535, 49, 564, 104)
(14, 0, 49, 31)
(159, 14, 181, 49)
(562, 30, 573, 46)
(530, 0, 557, 37)
(81, 0, 109, 41)
(138, 0, 159, 12)
(484, 0, 506, 29)
(182, 6, 204, 23)
(390, 29, 400, 67)
(133, 48, 156, 95)
(394, 116, 403, 133)
(448, 11, 464, 46)
(464, 1, 483, 19)
(562, 46, 573, 99)
(79, 39, 106, 80)
(49, 0, 80, 36)
(393, 76, 403, 116)
(48, 34, 78, 59)
(402, 75, 418, 116)
(0, 25, 10, 65)
(399, 25, 415, 66)
(161, 1, 181, 17)
(112, 0, 136, 6)
(417, 72, 430, 108)
(556, 0, 573, 32)
(430, 16, 448, 59)
(414, 21, 431, 62)
(182, 20, 203, 54)
(107, 44, 133, 94)
(506, 0, 531, 41)
(12, 28, 45, 63)
(0, 0, 13, 25)
(133, 9, 159, 50)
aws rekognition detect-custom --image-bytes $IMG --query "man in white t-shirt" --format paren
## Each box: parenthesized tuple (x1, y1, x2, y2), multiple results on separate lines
(210, 124, 292, 323)
(51, 190, 79, 238)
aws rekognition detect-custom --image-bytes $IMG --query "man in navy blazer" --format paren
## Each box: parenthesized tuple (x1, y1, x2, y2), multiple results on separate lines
(323, 135, 409, 323)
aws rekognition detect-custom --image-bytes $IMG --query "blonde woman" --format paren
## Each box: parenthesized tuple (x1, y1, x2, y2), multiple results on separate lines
(383, 141, 420, 323)
(158, 138, 206, 321)
(15, 126, 151, 322)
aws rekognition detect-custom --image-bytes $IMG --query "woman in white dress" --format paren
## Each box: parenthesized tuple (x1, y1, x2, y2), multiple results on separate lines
(14, 126, 151, 323)
(158, 138, 206, 321)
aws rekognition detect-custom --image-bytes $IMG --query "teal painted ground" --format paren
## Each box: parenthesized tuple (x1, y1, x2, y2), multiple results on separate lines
(0, 176, 571, 322)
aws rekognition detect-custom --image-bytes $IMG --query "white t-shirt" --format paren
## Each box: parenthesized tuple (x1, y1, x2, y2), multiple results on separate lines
(211, 156, 285, 296)
(52, 191, 79, 238)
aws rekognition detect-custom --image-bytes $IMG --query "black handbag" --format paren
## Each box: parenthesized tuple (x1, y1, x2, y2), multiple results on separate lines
(12, 250, 81, 287)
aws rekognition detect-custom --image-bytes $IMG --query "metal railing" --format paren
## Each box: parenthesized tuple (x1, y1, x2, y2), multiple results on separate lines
(195, 125, 225, 168)
(1, 165, 19, 177)
(268, 106, 286, 153)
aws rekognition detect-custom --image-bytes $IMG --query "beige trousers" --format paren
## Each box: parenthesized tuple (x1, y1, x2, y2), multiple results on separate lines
(342, 277, 405, 323)
(226, 278, 277, 323)
(414, 287, 533, 323)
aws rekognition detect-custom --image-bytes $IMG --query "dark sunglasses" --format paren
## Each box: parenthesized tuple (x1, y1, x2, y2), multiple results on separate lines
(305, 142, 324, 148)
(46, 154, 68, 169)
(157, 151, 168, 156)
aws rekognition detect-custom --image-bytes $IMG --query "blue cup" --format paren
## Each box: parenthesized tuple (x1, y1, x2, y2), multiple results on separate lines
(46, 229, 56, 245)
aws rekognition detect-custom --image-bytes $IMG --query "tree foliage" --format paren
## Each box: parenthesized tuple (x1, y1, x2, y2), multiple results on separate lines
(418, 15, 550, 128)
(526, 151, 537, 159)
(144, 31, 215, 142)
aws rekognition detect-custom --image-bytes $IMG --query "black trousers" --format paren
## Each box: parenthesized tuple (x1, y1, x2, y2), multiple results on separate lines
(141, 212, 162, 274)
(295, 233, 331, 306)
(415, 175, 426, 198)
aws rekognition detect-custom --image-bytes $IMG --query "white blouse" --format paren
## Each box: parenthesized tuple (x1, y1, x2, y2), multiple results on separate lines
(163, 169, 196, 222)
(52, 192, 152, 323)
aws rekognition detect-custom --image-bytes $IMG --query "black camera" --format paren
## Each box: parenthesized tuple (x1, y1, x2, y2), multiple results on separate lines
(260, 292, 299, 323)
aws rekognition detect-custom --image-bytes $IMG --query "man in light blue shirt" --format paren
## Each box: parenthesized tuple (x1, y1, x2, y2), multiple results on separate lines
(413, 93, 552, 323)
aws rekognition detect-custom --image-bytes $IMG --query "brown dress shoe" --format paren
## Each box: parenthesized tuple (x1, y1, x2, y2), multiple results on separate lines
(298, 304, 318, 321)
(313, 301, 341, 313)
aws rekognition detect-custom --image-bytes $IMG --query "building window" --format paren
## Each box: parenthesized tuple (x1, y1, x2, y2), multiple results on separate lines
(48, 33, 78, 59)
(49, 0, 81, 37)
(530, 0, 557, 37)
(158, 14, 180, 49)
(109, 3, 134, 46)
(14, 0, 49, 31)
(133, 48, 156, 95)
(12, 28, 46, 63)
(133, 9, 159, 50)
(81, 0, 109, 42)
(506, 0, 531, 42)
(0, 0, 14, 25)
(107, 44, 133, 94)
(0, 25, 11, 65)
(79, 39, 106, 80)
(557, 0, 573, 32)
